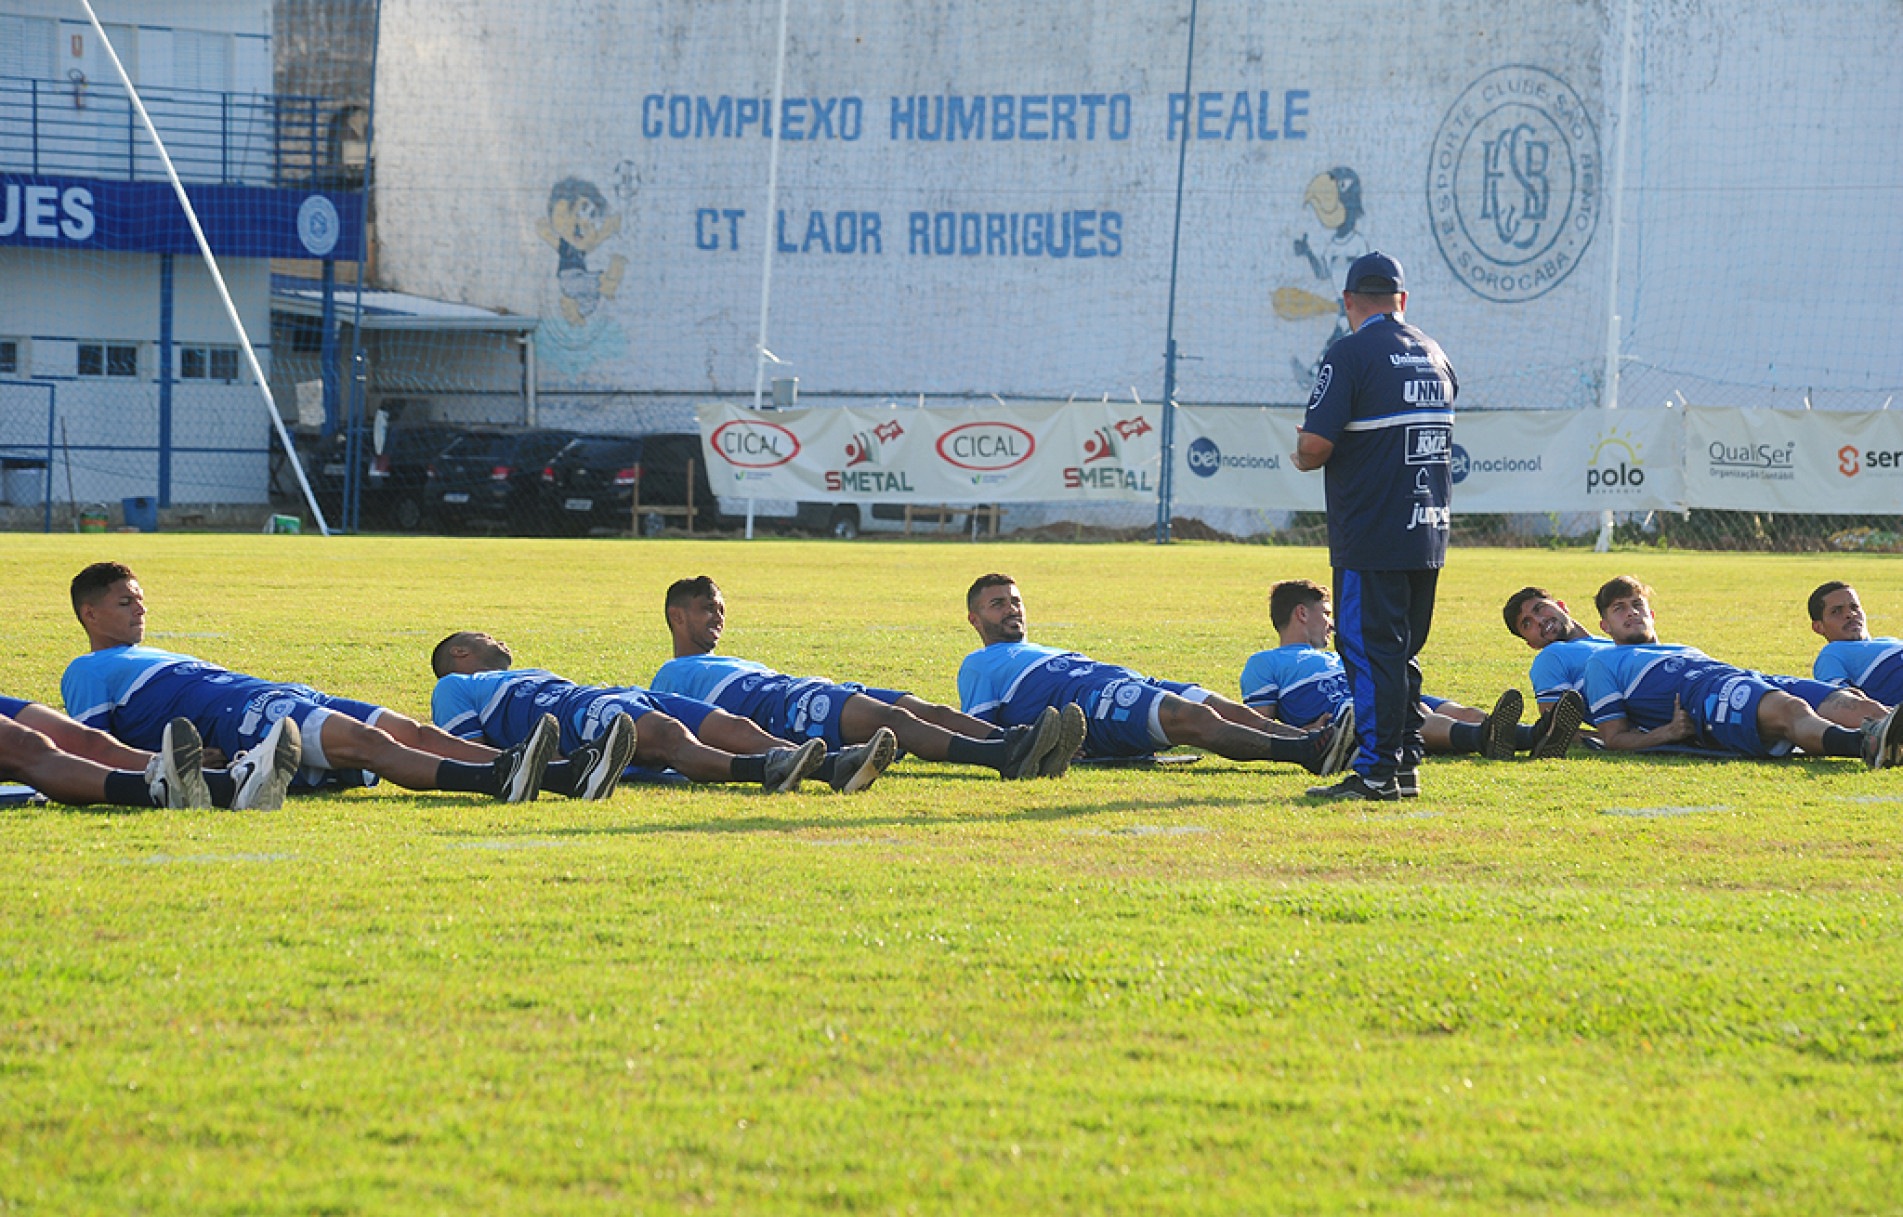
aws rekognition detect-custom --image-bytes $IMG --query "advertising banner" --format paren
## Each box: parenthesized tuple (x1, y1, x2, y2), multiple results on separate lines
(1169, 405, 1683, 513)
(698, 399, 1162, 505)
(0, 174, 363, 261)
(1684, 405, 1903, 513)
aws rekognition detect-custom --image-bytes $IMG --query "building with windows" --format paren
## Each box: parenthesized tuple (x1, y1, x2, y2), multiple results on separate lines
(0, 0, 362, 519)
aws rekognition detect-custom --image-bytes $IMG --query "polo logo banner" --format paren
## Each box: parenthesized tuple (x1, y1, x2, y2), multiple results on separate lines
(696, 400, 1161, 504)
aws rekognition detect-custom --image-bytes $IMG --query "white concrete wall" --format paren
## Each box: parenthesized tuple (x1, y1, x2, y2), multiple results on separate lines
(371, 0, 1903, 415)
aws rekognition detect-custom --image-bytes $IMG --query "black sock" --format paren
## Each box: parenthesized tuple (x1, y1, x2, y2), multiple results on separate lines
(946, 736, 1005, 768)
(730, 754, 767, 784)
(1514, 723, 1538, 750)
(106, 771, 160, 808)
(1271, 735, 1312, 763)
(435, 758, 500, 794)
(541, 758, 578, 797)
(1822, 725, 1862, 758)
(1445, 722, 1483, 754)
(204, 771, 236, 806)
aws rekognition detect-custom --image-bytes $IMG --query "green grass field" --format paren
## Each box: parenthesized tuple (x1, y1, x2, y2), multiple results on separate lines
(2, 536, 1899, 1215)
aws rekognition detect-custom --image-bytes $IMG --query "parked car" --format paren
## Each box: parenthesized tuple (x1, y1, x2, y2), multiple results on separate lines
(538, 431, 718, 536)
(423, 427, 577, 533)
(307, 415, 468, 531)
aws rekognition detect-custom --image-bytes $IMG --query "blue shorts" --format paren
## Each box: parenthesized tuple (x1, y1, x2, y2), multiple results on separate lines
(1081, 677, 1205, 757)
(1695, 673, 1790, 758)
(761, 680, 893, 749)
(568, 690, 715, 753)
(1758, 674, 1842, 712)
(0, 696, 30, 720)
(232, 684, 385, 789)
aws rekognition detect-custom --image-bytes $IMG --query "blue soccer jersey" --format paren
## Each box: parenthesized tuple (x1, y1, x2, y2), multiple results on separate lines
(1583, 644, 1740, 731)
(1239, 645, 1350, 727)
(1302, 312, 1457, 571)
(432, 669, 713, 754)
(651, 653, 878, 749)
(1529, 636, 1616, 707)
(959, 643, 1201, 757)
(63, 645, 292, 753)
(1813, 639, 1903, 705)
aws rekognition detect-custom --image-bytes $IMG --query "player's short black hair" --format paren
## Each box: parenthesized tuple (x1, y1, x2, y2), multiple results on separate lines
(1807, 580, 1852, 623)
(1594, 575, 1651, 617)
(430, 632, 475, 679)
(70, 561, 135, 621)
(1269, 579, 1328, 631)
(665, 575, 721, 623)
(966, 573, 1016, 611)
(1502, 586, 1554, 636)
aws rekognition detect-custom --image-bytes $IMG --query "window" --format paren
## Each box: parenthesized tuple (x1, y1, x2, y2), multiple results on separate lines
(0, 339, 17, 376)
(77, 342, 140, 379)
(180, 344, 240, 382)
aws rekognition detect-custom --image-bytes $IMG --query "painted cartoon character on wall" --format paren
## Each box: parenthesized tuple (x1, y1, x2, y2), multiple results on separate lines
(537, 177, 627, 327)
(1273, 166, 1373, 388)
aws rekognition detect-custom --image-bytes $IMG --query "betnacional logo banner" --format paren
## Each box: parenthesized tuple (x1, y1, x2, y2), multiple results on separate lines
(1168, 405, 1682, 513)
(697, 400, 1162, 504)
(1683, 405, 1903, 513)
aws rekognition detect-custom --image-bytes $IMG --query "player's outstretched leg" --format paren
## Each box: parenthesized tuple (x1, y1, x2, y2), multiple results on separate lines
(494, 714, 559, 802)
(557, 711, 637, 801)
(824, 726, 898, 793)
(762, 738, 827, 793)
(1859, 703, 1903, 770)
(228, 716, 302, 811)
(1039, 703, 1088, 778)
(152, 718, 213, 809)
(1479, 689, 1522, 761)
(1528, 690, 1587, 761)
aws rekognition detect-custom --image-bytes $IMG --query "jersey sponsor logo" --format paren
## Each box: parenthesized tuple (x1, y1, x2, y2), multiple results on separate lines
(1427, 65, 1599, 304)
(1306, 364, 1333, 408)
(1403, 379, 1450, 405)
(1405, 424, 1452, 464)
(1407, 503, 1451, 531)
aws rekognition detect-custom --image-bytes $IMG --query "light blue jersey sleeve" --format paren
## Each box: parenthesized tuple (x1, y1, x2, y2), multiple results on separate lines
(1529, 637, 1612, 706)
(431, 673, 490, 739)
(651, 654, 771, 702)
(1812, 641, 1859, 685)
(59, 645, 186, 730)
(1238, 650, 1280, 710)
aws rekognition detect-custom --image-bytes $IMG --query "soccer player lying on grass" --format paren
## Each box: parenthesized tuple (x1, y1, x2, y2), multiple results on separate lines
(1809, 581, 1903, 705)
(655, 575, 1085, 781)
(959, 573, 1355, 774)
(430, 630, 849, 794)
(2, 694, 299, 811)
(65, 561, 581, 804)
(1245, 580, 1584, 779)
(1585, 574, 1903, 766)
(1501, 585, 1614, 716)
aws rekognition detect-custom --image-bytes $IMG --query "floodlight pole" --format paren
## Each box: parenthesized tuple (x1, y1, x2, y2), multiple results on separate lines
(1154, 0, 1200, 545)
(1595, 0, 1639, 553)
(745, 0, 793, 540)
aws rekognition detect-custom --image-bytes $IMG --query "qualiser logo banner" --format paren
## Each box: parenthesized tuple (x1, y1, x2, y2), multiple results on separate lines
(698, 400, 1162, 504)
(1684, 405, 1903, 512)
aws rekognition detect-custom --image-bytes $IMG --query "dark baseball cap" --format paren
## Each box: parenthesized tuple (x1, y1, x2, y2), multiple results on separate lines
(1344, 251, 1404, 294)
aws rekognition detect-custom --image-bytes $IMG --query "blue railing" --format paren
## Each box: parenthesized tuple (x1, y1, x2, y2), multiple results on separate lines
(0, 75, 358, 188)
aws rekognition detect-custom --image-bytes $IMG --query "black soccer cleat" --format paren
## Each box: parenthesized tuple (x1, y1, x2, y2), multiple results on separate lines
(1528, 689, 1586, 761)
(1304, 705, 1357, 776)
(1479, 689, 1522, 761)
(1305, 772, 1401, 802)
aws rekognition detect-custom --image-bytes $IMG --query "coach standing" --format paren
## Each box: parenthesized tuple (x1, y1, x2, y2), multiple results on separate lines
(1290, 251, 1457, 801)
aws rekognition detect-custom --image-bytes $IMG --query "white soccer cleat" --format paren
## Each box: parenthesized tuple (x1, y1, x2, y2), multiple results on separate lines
(229, 716, 301, 811)
(154, 717, 213, 809)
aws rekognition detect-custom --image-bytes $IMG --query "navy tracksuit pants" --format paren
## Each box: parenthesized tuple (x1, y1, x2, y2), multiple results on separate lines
(1333, 568, 1439, 781)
